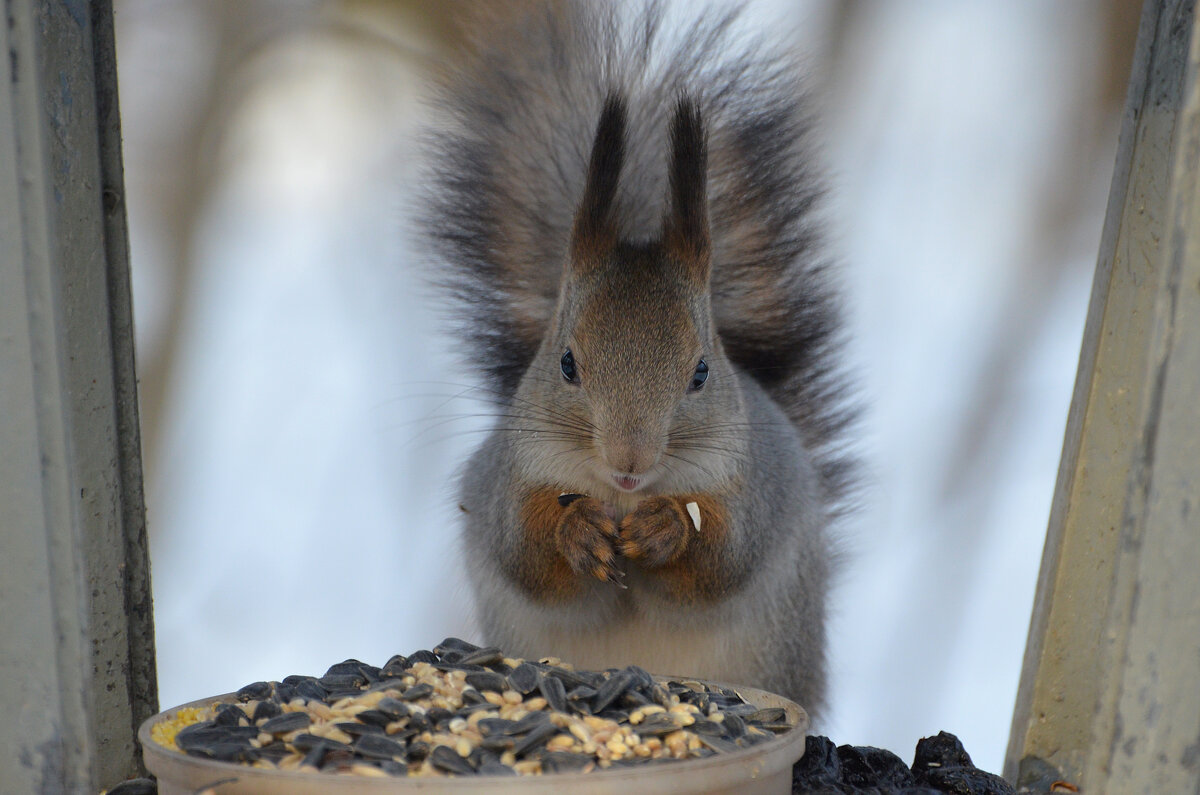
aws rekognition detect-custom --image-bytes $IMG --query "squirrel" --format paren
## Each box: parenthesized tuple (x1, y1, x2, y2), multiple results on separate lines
(421, 0, 856, 719)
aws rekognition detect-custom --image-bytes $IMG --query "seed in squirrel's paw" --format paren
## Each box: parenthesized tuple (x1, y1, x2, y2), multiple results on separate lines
(558, 493, 586, 507)
(685, 501, 701, 532)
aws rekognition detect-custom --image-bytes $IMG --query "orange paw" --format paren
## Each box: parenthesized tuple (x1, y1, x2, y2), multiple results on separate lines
(556, 497, 624, 586)
(618, 496, 692, 568)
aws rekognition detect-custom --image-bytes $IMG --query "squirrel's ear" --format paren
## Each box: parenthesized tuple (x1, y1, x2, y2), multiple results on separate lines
(663, 95, 711, 283)
(570, 92, 626, 268)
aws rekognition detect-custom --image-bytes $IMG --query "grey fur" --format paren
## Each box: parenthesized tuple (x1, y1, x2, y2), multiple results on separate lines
(421, 0, 855, 720)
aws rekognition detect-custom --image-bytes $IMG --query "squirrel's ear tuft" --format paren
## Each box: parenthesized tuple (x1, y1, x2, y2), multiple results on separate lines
(664, 94, 711, 281)
(571, 91, 627, 266)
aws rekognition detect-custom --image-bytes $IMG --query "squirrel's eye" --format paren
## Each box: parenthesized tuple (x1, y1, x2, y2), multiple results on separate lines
(689, 358, 709, 391)
(561, 349, 579, 384)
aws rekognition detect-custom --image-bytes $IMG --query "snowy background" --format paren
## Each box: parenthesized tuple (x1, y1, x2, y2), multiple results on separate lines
(114, 0, 1138, 774)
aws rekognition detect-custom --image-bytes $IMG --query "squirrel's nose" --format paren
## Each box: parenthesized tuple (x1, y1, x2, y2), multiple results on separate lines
(601, 419, 663, 477)
(604, 443, 657, 478)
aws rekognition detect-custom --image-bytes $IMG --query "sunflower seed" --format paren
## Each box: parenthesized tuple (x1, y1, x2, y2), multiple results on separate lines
(235, 681, 272, 702)
(156, 642, 796, 779)
(512, 722, 560, 757)
(260, 712, 311, 734)
(430, 745, 476, 775)
(507, 662, 541, 694)
(465, 671, 508, 693)
(539, 673, 568, 713)
(354, 733, 407, 761)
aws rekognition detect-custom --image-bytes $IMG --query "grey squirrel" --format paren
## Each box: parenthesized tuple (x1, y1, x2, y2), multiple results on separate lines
(422, 0, 855, 719)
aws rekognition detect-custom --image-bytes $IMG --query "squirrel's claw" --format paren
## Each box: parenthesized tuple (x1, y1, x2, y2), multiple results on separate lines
(593, 565, 627, 588)
(556, 494, 622, 583)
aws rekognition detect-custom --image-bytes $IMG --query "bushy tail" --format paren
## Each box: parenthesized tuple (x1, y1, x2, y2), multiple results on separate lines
(421, 0, 857, 509)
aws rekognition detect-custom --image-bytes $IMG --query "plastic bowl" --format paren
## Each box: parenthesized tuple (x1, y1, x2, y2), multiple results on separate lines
(140, 681, 808, 795)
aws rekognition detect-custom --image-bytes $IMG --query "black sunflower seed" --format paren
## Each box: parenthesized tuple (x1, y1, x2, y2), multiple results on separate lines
(293, 678, 327, 702)
(512, 723, 559, 757)
(698, 734, 740, 754)
(104, 779, 157, 795)
(375, 697, 410, 718)
(401, 682, 434, 701)
(380, 654, 409, 677)
(213, 703, 246, 726)
(380, 760, 408, 776)
(407, 649, 438, 665)
(636, 715, 681, 736)
(259, 711, 311, 734)
(290, 733, 350, 753)
(335, 720, 383, 737)
(567, 685, 597, 702)
(251, 699, 281, 723)
(477, 718, 520, 737)
(434, 661, 485, 673)
(354, 733, 408, 761)
(461, 688, 489, 705)
(323, 659, 368, 677)
(255, 741, 292, 764)
(434, 637, 481, 655)
(430, 745, 476, 775)
(507, 662, 541, 694)
(467, 746, 494, 769)
(744, 707, 786, 724)
(648, 681, 673, 708)
(300, 741, 328, 769)
(511, 711, 552, 734)
(622, 665, 655, 691)
(591, 670, 634, 713)
(541, 751, 594, 773)
(539, 674, 567, 713)
(465, 671, 508, 693)
(235, 681, 272, 702)
(619, 689, 652, 708)
(690, 718, 724, 736)
(427, 707, 455, 728)
(721, 713, 746, 739)
(543, 666, 595, 690)
(458, 646, 504, 666)
(320, 672, 367, 690)
(173, 723, 224, 751)
(478, 760, 517, 776)
(271, 683, 295, 704)
(480, 735, 516, 752)
(356, 709, 397, 728)
(197, 742, 254, 762)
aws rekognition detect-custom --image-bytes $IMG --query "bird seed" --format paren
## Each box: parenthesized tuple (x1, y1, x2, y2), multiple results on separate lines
(152, 638, 793, 778)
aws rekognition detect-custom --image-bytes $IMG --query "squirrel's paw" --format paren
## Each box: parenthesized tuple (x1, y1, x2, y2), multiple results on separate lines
(555, 497, 624, 586)
(618, 496, 691, 568)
